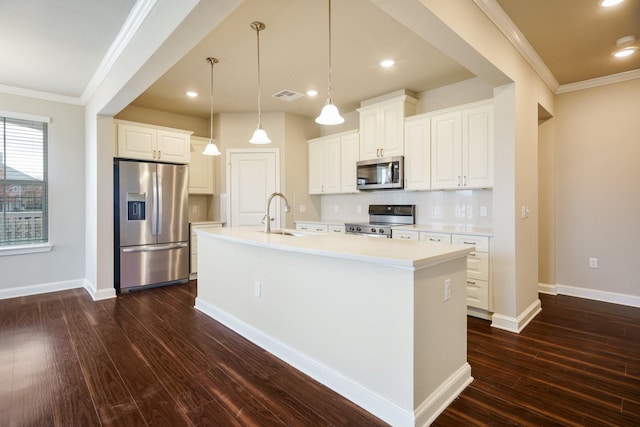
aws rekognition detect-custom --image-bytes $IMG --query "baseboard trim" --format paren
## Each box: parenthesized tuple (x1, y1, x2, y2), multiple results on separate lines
(195, 297, 469, 427)
(0, 279, 85, 300)
(491, 298, 542, 333)
(84, 280, 117, 301)
(539, 283, 640, 308)
(416, 363, 473, 426)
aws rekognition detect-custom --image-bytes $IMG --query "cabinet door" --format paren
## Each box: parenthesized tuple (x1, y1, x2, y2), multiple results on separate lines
(462, 102, 493, 188)
(404, 116, 430, 190)
(308, 142, 324, 194)
(117, 123, 156, 161)
(157, 130, 191, 164)
(380, 101, 405, 157)
(431, 111, 462, 189)
(359, 108, 380, 160)
(323, 137, 341, 193)
(392, 230, 419, 240)
(189, 137, 214, 194)
(340, 133, 359, 193)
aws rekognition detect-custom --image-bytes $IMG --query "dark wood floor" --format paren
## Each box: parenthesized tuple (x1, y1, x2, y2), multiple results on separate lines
(1, 282, 639, 426)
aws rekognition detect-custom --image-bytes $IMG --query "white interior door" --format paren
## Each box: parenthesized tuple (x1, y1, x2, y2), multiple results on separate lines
(227, 149, 279, 227)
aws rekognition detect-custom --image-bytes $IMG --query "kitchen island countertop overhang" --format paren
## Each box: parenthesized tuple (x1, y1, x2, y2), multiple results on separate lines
(195, 226, 474, 427)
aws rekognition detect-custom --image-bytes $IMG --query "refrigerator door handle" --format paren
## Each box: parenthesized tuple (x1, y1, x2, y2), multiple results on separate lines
(151, 171, 158, 236)
(122, 242, 188, 253)
(156, 171, 163, 236)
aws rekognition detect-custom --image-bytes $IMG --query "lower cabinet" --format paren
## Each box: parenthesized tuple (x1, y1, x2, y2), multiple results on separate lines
(295, 222, 345, 233)
(392, 229, 492, 318)
(190, 222, 223, 279)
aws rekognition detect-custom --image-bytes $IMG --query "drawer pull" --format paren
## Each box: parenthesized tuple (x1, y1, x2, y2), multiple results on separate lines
(463, 241, 476, 245)
(466, 280, 477, 285)
(468, 252, 476, 256)
(429, 238, 441, 242)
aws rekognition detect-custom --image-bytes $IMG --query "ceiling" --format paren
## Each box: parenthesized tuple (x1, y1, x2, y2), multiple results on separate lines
(1, 0, 638, 120)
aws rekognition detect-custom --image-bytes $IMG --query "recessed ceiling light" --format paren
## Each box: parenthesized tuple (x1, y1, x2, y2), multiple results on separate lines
(306, 90, 318, 97)
(380, 59, 395, 68)
(613, 35, 637, 58)
(614, 46, 637, 58)
(600, 0, 624, 7)
(186, 91, 198, 97)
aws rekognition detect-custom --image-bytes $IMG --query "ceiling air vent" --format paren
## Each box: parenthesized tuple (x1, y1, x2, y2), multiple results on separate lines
(271, 90, 304, 102)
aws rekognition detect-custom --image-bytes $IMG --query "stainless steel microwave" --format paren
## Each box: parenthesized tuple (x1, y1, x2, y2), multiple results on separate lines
(356, 156, 404, 190)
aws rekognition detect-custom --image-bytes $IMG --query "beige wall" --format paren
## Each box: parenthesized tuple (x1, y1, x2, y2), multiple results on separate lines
(553, 78, 640, 297)
(538, 115, 555, 285)
(115, 104, 209, 136)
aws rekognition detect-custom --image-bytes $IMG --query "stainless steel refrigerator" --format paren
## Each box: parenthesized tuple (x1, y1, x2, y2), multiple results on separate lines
(114, 159, 189, 293)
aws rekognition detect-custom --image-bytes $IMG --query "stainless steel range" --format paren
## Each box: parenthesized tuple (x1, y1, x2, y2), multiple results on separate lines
(345, 204, 415, 238)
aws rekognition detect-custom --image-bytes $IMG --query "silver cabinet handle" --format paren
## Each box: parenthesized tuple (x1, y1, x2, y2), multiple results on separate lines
(122, 242, 188, 253)
(466, 280, 477, 286)
(457, 176, 461, 186)
(157, 150, 161, 159)
(463, 175, 467, 186)
(429, 238, 441, 242)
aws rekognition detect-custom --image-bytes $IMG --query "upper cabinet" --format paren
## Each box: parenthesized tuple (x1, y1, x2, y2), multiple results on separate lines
(115, 120, 192, 164)
(189, 136, 215, 194)
(404, 113, 431, 191)
(431, 100, 493, 190)
(357, 94, 417, 160)
(308, 130, 359, 195)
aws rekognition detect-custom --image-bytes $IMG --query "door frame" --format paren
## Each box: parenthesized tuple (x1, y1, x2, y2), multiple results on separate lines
(225, 148, 281, 227)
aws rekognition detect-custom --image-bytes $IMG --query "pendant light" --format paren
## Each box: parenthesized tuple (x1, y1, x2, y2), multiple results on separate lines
(315, 0, 344, 125)
(249, 21, 271, 144)
(203, 57, 222, 156)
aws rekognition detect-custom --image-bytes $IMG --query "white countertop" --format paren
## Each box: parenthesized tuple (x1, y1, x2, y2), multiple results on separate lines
(197, 226, 472, 270)
(190, 221, 225, 226)
(392, 224, 493, 237)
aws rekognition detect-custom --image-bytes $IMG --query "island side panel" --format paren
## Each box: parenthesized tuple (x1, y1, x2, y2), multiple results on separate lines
(413, 257, 470, 417)
(197, 233, 416, 412)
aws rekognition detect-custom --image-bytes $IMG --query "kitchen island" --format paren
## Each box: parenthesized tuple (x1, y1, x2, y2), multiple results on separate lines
(195, 227, 473, 426)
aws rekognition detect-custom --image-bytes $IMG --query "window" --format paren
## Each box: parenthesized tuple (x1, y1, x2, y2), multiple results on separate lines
(0, 115, 48, 247)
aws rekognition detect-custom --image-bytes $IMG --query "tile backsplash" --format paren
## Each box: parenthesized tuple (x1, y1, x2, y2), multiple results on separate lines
(317, 189, 493, 228)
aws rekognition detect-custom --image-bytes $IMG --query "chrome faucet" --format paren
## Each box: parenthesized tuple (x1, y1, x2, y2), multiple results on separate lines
(263, 192, 291, 233)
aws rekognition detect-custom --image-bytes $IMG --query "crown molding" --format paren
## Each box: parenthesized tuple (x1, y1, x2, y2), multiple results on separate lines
(473, 0, 559, 92)
(80, 0, 158, 104)
(557, 68, 640, 93)
(0, 84, 83, 105)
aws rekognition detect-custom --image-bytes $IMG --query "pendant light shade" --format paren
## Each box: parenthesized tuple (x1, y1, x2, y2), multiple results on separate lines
(250, 21, 271, 144)
(203, 57, 221, 156)
(315, 0, 344, 125)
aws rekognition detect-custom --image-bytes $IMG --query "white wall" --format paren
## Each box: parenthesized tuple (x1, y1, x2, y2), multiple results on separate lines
(553, 78, 640, 300)
(0, 93, 86, 295)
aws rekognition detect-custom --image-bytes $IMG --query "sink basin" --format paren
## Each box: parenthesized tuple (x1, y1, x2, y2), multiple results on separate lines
(264, 229, 307, 237)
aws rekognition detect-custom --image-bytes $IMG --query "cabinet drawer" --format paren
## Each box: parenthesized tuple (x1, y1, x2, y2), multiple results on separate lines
(393, 230, 419, 241)
(419, 232, 451, 244)
(328, 225, 344, 234)
(466, 251, 489, 281)
(296, 223, 328, 232)
(466, 279, 489, 310)
(451, 234, 489, 252)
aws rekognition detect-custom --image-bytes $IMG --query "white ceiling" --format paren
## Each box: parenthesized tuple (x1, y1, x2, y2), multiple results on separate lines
(1, 0, 638, 119)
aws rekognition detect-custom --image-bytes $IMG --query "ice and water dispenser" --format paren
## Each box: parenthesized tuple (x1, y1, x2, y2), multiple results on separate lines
(127, 193, 146, 221)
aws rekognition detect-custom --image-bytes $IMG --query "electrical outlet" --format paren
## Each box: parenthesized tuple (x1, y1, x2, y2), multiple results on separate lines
(254, 281, 261, 297)
(444, 279, 451, 301)
(434, 206, 442, 218)
(480, 206, 488, 217)
(333, 205, 339, 213)
(192, 205, 198, 214)
(299, 204, 306, 213)
(357, 205, 362, 214)
(589, 258, 598, 269)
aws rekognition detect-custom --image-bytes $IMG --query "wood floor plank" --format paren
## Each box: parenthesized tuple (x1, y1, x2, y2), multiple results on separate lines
(3, 283, 639, 426)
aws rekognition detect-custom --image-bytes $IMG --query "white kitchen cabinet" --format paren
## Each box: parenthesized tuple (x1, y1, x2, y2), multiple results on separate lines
(392, 229, 419, 240)
(403, 113, 431, 190)
(295, 223, 328, 232)
(190, 222, 223, 279)
(419, 232, 451, 244)
(431, 100, 493, 189)
(116, 120, 191, 164)
(340, 132, 360, 193)
(452, 234, 491, 314)
(358, 94, 417, 160)
(308, 130, 359, 195)
(188, 136, 214, 194)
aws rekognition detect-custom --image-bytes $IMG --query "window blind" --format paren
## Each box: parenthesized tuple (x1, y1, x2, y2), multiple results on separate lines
(0, 116, 48, 246)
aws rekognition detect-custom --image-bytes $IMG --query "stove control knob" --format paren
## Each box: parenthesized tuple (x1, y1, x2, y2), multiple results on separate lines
(379, 229, 385, 234)
(371, 227, 376, 233)
(356, 226, 362, 232)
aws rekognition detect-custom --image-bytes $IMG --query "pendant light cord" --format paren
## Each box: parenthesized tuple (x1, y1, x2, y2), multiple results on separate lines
(327, 0, 333, 103)
(207, 57, 218, 141)
(252, 22, 265, 127)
